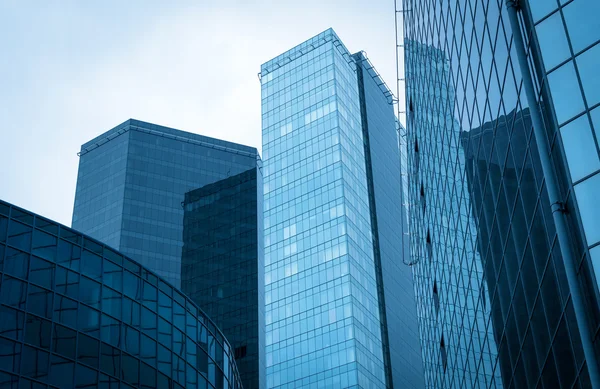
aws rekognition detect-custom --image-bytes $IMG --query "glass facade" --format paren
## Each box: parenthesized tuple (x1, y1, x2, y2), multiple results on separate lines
(403, 0, 600, 387)
(72, 119, 258, 288)
(261, 29, 421, 389)
(181, 167, 265, 389)
(0, 199, 242, 389)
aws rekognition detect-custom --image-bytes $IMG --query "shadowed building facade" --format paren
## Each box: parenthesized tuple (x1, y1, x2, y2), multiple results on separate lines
(181, 167, 265, 389)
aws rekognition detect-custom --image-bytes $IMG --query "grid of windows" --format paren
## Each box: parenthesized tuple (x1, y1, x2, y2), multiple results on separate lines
(261, 29, 387, 388)
(72, 119, 258, 288)
(0, 199, 242, 389)
(403, 0, 599, 387)
(182, 167, 265, 389)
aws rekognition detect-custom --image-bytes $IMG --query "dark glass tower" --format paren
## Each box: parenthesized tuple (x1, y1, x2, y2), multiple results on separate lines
(72, 119, 258, 288)
(181, 167, 264, 389)
(402, 0, 600, 387)
(0, 199, 242, 389)
(261, 29, 423, 388)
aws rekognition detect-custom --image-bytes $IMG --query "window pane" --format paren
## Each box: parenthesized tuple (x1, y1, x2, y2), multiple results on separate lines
(0, 337, 21, 374)
(101, 314, 121, 347)
(32, 229, 57, 262)
(0, 305, 24, 340)
(560, 115, 600, 181)
(7, 220, 31, 252)
(54, 294, 77, 328)
(100, 342, 121, 377)
(123, 325, 140, 356)
(1, 276, 27, 309)
(4, 247, 29, 279)
(81, 250, 102, 281)
(29, 256, 54, 289)
(80, 276, 101, 308)
(21, 345, 49, 382)
(78, 304, 100, 337)
(103, 259, 122, 291)
(75, 364, 98, 389)
(28, 284, 53, 320)
(576, 44, 600, 107)
(78, 333, 99, 368)
(121, 353, 140, 386)
(52, 324, 77, 359)
(57, 239, 81, 271)
(55, 265, 79, 299)
(24, 314, 51, 350)
(49, 354, 74, 388)
(575, 173, 600, 245)
(536, 11, 570, 69)
(548, 61, 585, 123)
(563, 0, 600, 53)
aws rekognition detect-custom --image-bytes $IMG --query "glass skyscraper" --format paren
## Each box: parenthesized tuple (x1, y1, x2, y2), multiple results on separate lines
(72, 119, 258, 288)
(181, 167, 265, 389)
(402, 0, 600, 387)
(0, 199, 242, 389)
(261, 29, 422, 389)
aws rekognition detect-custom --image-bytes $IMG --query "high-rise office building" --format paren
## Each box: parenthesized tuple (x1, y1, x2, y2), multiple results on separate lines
(72, 119, 264, 386)
(72, 119, 258, 288)
(181, 167, 265, 389)
(402, 0, 600, 387)
(0, 199, 242, 389)
(261, 29, 423, 388)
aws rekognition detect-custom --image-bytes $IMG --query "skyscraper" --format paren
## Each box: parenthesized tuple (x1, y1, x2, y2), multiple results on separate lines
(402, 0, 600, 387)
(72, 119, 258, 288)
(261, 29, 422, 388)
(181, 167, 265, 389)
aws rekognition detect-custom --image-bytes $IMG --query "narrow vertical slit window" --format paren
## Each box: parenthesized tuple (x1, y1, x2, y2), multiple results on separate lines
(433, 281, 439, 316)
(440, 335, 447, 372)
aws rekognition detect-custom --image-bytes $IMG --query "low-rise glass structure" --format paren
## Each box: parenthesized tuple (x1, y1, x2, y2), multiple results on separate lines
(0, 199, 242, 389)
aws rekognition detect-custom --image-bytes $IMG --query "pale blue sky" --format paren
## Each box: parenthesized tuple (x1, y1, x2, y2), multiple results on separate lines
(0, 0, 403, 226)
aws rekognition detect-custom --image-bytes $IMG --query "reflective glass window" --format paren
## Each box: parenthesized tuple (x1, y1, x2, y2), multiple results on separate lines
(4, 247, 29, 279)
(49, 354, 74, 388)
(27, 284, 52, 319)
(75, 364, 98, 388)
(140, 361, 157, 389)
(52, 324, 76, 359)
(140, 333, 157, 366)
(78, 333, 100, 368)
(123, 325, 140, 356)
(31, 229, 57, 262)
(576, 44, 600, 107)
(81, 250, 102, 281)
(1, 275, 27, 308)
(57, 239, 80, 271)
(548, 61, 585, 123)
(121, 354, 140, 386)
(536, 12, 570, 69)
(7, 220, 31, 252)
(103, 259, 122, 291)
(141, 306, 157, 338)
(123, 271, 141, 300)
(560, 114, 600, 181)
(24, 314, 51, 350)
(122, 297, 141, 328)
(29, 256, 54, 289)
(101, 313, 121, 347)
(102, 285, 121, 320)
(0, 337, 21, 374)
(20, 345, 49, 382)
(0, 305, 24, 340)
(563, 0, 600, 53)
(78, 304, 100, 337)
(55, 265, 79, 299)
(100, 342, 121, 377)
(574, 172, 600, 245)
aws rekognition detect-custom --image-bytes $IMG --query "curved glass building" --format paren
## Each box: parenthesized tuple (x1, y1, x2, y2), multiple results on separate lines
(0, 199, 242, 389)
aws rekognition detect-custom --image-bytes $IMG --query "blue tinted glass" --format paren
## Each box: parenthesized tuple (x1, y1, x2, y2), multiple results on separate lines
(7, 220, 31, 252)
(101, 314, 121, 347)
(548, 61, 585, 123)
(563, 0, 600, 53)
(536, 12, 570, 70)
(140, 333, 157, 366)
(78, 305, 100, 337)
(55, 265, 79, 299)
(102, 286, 122, 320)
(123, 271, 141, 300)
(29, 257, 54, 289)
(1, 276, 27, 308)
(560, 115, 600, 181)
(52, 324, 76, 359)
(27, 285, 52, 319)
(24, 314, 51, 350)
(21, 345, 49, 381)
(123, 325, 140, 356)
(100, 343, 120, 377)
(103, 260, 122, 290)
(49, 354, 74, 388)
(0, 305, 24, 340)
(81, 250, 102, 281)
(575, 173, 600, 245)
(54, 295, 78, 328)
(31, 229, 57, 262)
(80, 276, 101, 309)
(4, 248, 29, 279)
(78, 333, 99, 368)
(576, 44, 600, 107)
(75, 363, 98, 388)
